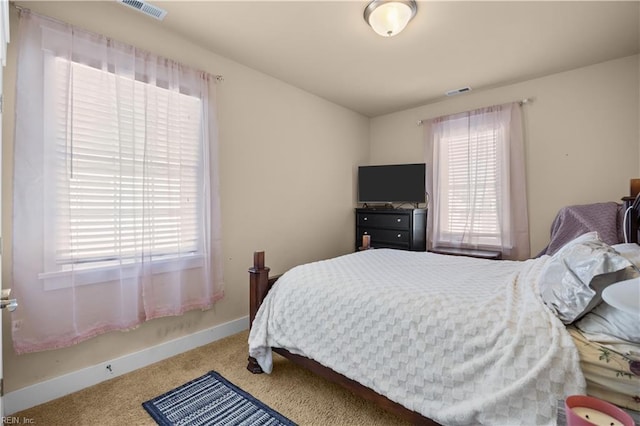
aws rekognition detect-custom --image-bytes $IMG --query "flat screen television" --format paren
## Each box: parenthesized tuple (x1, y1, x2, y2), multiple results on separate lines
(358, 163, 426, 204)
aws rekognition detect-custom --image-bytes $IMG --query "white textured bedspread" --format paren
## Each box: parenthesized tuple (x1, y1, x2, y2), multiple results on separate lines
(248, 249, 586, 425)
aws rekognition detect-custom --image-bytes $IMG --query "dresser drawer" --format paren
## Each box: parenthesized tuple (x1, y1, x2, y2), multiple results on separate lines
(359, 228, 410, 246)
(357, 213, 410, 230)
(355, 208, 427, 252)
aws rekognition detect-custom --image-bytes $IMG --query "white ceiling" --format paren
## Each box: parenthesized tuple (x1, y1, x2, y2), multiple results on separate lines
(155, 1, 640, 117)
(27, 1, 640, 117)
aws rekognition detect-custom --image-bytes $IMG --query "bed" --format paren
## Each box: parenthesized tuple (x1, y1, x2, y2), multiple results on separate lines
(246, 203, 640, 425)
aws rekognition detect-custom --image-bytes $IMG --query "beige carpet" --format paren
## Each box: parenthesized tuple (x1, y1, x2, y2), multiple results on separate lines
(13, 331, 409, 425)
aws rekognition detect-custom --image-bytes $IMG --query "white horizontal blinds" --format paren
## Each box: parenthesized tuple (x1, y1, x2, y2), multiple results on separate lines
(53, 58, 202, 266)
(439, 114, 502, 247)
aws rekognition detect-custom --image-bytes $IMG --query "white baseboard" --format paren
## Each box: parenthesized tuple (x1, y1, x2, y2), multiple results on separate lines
(4, 316, 249, 415)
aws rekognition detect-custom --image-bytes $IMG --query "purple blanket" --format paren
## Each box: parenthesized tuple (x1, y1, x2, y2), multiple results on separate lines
(538, 202, 623, 257)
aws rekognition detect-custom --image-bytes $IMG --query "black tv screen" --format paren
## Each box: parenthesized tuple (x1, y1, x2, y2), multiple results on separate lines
(358, 163, 426, 203)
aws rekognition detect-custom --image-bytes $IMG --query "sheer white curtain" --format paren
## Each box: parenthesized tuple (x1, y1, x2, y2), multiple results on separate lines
(423, 103, 529, 260)
(12, 10, 223, 354)
(0, 0, 8, 67)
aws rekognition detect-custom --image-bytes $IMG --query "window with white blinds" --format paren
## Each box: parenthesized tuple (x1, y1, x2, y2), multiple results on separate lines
(49, 58, 203, 269)
(437, 124, 503, 247)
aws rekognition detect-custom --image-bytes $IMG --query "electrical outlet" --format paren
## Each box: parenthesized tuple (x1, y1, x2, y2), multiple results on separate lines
(12, 320, 22, 332)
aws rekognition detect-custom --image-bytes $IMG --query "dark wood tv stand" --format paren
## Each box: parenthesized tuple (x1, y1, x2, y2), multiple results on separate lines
(355, 207, 427, 251)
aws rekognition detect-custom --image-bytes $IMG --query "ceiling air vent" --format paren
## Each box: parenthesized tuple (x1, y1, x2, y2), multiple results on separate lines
(445, 86, 472, 96)
(118, 0, 167, 21)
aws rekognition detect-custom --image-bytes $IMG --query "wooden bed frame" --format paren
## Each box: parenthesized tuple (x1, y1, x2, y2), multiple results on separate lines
(246, 251, 439, 425)
(245, 200, 640, 425)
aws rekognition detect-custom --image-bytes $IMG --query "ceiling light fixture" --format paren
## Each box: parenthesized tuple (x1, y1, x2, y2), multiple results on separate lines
(364, 0, 417, 37)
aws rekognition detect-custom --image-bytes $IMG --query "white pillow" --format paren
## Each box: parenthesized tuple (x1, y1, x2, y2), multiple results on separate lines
(575, 302, 640, 344)
(612, 243, 640, 269)
(538, 233, 636, 324)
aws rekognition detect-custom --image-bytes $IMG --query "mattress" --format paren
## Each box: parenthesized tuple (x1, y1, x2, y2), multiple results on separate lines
(248, 249, 586, 425)
(568, 326, 640, 412)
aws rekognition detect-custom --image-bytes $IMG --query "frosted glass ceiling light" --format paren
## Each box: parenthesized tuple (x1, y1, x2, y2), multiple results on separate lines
(364, 0, 417, 37)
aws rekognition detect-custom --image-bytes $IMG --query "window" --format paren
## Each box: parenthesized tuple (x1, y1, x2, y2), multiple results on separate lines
(13, 11, 222, 354)
(437, 123, 503, 247)
(46, 59, 204, 272)
(425, 103, 529, 259)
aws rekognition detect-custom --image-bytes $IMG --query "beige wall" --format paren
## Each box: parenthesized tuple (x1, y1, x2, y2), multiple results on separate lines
(2, 0, 638, 400)
(1, 3, 369, 392)
(370, 55, 640, 255)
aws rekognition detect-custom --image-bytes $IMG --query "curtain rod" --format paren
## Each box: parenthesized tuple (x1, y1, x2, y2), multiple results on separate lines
(416, 98, 532, 126)
(11, 3, 224, 83)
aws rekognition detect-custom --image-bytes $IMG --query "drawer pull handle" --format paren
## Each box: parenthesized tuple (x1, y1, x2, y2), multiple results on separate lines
(364, 232, 368, 235)
(363, 217, 368, 221)
(397, 218, 401, 222)
(397, 234, 401, 238)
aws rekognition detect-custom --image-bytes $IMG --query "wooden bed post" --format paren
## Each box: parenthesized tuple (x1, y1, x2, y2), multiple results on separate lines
(249, 251, 270, 326)
(247, 251, 270, 374)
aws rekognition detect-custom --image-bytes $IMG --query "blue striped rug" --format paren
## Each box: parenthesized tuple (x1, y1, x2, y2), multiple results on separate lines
(142, 371, 297, 426)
